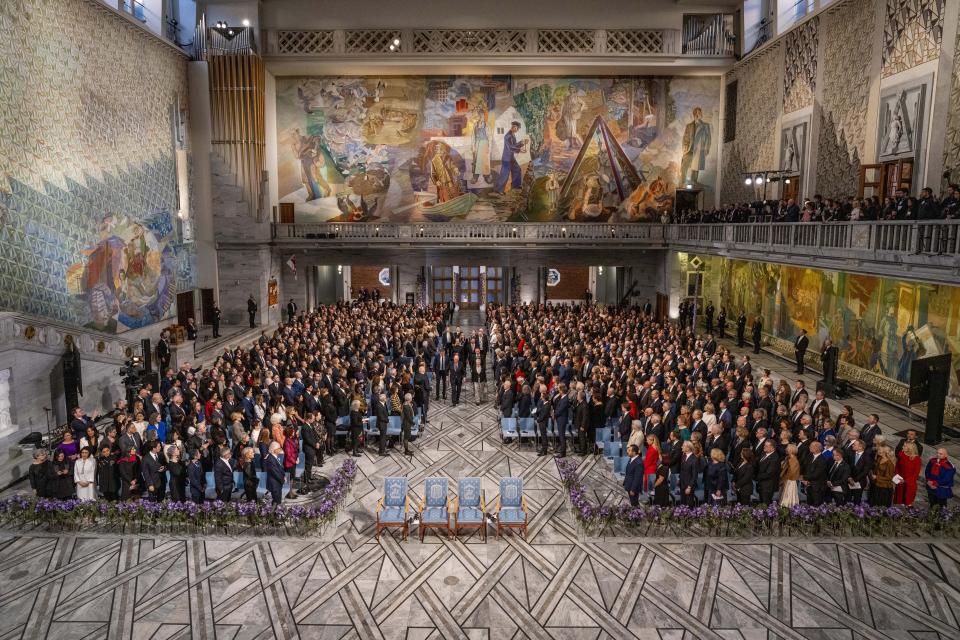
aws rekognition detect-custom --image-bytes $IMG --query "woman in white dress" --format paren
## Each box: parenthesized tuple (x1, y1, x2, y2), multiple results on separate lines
(74, 447, 97, 501)
(702, 403, 718, 431)
(779, 443, 801, 507)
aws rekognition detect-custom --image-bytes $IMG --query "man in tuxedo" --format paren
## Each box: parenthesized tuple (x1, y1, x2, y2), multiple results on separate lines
(736, 312, 747, 347)
(286, 298, 298, 322)
(895, 429, 924, 458)
(827, 449, 851, 504)
(794, 329, 809, 374)
(534, 385, 551, 457)
(214, 447, 235, 502)
(861, 414, 881, 449)
(804, 441, 830, 506)
(751, 317, 763, 354)
(433, 350, 449, 400)
(623, 444, 644, 506)
(142, 440, 165, 501)
(755, 440, 780, 505)
(450, 354, 465, 406)
(265, 442, 286, 504)
(809, 389, 829, 418)
(790, 380, 807, 408)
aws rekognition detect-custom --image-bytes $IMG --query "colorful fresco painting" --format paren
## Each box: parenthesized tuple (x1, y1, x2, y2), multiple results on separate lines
(65, 212, 177, 332)
(275, 76, 721, 223)
(700, 256, 960, 397)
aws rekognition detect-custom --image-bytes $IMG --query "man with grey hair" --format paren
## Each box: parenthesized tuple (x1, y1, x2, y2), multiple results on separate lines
(213, 447, 234, 502)
(401, 393, 415, 455)
(265, 441, 286, 504)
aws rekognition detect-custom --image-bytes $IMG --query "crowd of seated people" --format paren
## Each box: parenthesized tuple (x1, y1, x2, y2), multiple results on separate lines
(488, 303, 955, 509)
(674, 184, 960, 224)
(28, 301, 490, 505)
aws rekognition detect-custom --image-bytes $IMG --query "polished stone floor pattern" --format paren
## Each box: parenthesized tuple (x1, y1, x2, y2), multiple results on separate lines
(1, 396, 959, 639)
(1, 313, 958, 639)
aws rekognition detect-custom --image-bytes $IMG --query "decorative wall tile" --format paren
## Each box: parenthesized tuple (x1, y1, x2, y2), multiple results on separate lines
(0, 0, 194, 332)
(782, 17, 818, 114)
(881, 0, 945, 78)
(942, 24, 960, 182)
(816, 0, 880, 196)
(720, 43, 783, 203)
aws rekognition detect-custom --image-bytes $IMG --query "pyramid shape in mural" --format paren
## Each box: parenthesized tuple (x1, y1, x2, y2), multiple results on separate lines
(558, 115, 644, 203)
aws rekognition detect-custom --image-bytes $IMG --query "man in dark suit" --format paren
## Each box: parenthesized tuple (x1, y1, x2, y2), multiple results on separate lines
(895, 429, 924, 458)
(286, 298, 298, 322)
(751, 317, 763, 354)
(679, 442, 699, 506)
(301, 416, 322, 491)
(247, 295, 258, 328)
(794, 329, 809, 374)
(534, 386, 551, 457)
(552, 385, 571, 457)
(860, 415, 882, 449)
(499, 380, 515, 418)
(213, 448, 235, 502)
(820, 339, 839, 395)
(705, 302, 715, 333)
(848, 440, 872, 503)
(433, 350, 449, 400)
(211, 304, 221, 338)
(827, 449, 851, 504)
(187, 451, 206, 503)
(372, 392, 390, 456)
(804, 441, 830, 506)
(265, 442, 286, 504)
(623, 445, 644, 506)
(156, 334, 171, 373)
(449, 354, 465, 406)
(119, 423, 143, 458)
(414, 363, 431, 424)
(142, 440, 165, 501)
(617, 403, 633, 444)
(736, 312, 747, 347)
(703, 334, 717, 356)
(755, 441, 780, 505)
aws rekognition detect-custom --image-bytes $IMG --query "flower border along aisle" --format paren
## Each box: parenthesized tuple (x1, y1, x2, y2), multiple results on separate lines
(0, 459, 358, 537)
(556, 458, 960, 538)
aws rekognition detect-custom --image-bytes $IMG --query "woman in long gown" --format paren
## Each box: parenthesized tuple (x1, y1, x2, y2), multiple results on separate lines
(117, 447, 140, 500)
(894, 442, 922, 506)
(47, 449, 74, 499)
(73, 448, 97, 501)
(167, 446, 188, 502)
(779, 444, 801, 507)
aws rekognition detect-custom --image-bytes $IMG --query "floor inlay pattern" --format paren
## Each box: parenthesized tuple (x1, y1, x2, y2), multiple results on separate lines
(1, 393, 960, 639)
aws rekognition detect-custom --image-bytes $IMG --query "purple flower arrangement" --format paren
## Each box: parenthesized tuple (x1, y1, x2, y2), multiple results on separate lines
(0, 458, 357, 537)
(556, 458, 960, 537)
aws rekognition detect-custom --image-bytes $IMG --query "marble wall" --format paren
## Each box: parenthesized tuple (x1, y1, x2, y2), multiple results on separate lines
(0, 0, 196, 333)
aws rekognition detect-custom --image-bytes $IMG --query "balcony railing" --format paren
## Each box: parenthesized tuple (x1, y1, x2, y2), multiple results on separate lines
(263, 26, 735, 58)
(269, 220, 960, 281)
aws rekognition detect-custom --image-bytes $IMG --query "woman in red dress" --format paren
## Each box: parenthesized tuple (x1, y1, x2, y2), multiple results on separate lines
(643, 434, 661, 493)
(894, 442, 922, 506)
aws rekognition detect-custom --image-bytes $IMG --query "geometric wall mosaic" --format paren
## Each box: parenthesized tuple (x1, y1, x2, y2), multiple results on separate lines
(0, 0, 194, 332)
(782, 17, 818, 114)
(882, 0, 945, 78)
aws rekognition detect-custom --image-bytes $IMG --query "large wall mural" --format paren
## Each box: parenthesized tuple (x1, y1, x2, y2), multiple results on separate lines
(692, 255, 960, 399)
(0, 0, 194, 332)
(276, 76, 720, 223)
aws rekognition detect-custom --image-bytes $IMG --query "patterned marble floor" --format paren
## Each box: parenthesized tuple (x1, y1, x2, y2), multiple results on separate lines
(1, 396, 960, 640)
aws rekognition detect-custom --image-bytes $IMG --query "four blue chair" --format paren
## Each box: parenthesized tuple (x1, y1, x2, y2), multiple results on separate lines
(496, 477, 528, 540)
(453, 477, 486, 541)
(419, 477, 452, 541)
(376, 477, 410, 540)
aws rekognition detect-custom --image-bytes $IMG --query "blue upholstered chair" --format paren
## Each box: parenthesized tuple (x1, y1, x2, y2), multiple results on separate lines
(496, 477, 528, 539)
(500, 417, 517, 442)
(594, 427, 611, 454)
(452, 477, 486, 540)
(376, 477, 409, 541)
(517, 417, 537, 448)
(387, 415, 402, 437)
(419, 477, 451, 541)
(613, 455, 629, 480)
(603, 440, 622, 460)
(334, 415, 350, 445)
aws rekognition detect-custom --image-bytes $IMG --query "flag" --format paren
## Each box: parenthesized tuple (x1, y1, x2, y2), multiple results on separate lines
(286, 255, 297, 280)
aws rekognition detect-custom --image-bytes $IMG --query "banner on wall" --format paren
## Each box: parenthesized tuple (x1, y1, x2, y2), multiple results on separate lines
(268, 278, 279, 307)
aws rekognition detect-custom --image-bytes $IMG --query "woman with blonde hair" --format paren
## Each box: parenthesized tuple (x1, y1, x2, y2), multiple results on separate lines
(704, 448, 729, 504)
(870, 446, 896, 507)
(627, 420, 644, 451)
(779, 443, 801, 507)
(894, 442, 922, 506)
(702, 403, 717, 430)
(643, 434, 660, 493)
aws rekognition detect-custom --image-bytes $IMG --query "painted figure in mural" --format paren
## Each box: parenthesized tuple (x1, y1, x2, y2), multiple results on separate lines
(784, 139, 797, 174)
(577, 174, 605, 219)
(292, 129, 331, 201)
(470, 106, 491, 184)
(680, 107, 712, 187)
(429, 144, 462, 203)
(494, 121, 527, 194)
(560, 90, 586, 150)
(542, 101, 562, 158)
(878, 306, 899, 377)
(544, 173, 561, 213)
(896, 326, 920, 383)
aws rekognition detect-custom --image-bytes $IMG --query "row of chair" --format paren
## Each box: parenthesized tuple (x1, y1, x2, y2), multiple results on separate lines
(376, 477, 528, 542)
